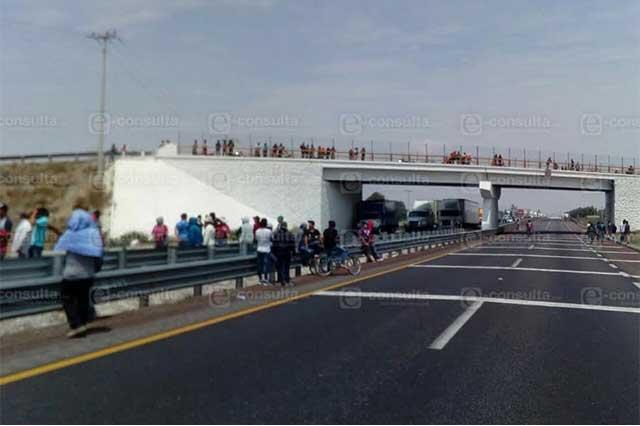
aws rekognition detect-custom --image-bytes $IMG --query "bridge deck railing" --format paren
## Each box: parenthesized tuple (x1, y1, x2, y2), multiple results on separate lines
(178, 144, 639, 175)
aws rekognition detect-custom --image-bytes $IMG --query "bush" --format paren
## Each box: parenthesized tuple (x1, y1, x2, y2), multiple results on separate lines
(108, 231, 150, 248)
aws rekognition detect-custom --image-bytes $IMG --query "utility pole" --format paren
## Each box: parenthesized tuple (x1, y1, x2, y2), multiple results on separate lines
(87, 30, 118, 180)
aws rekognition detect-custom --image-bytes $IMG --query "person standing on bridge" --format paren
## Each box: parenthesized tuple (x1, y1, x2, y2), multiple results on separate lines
(54, 199, 104, 338)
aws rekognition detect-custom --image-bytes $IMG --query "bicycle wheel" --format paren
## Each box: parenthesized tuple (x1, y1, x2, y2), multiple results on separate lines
(315, 254, 333, 277)
(308, 257, 318, 275)
(345, 255, 361, 275)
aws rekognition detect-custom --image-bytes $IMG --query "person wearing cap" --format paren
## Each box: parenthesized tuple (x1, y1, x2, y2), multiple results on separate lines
(0, 202, 13, 260)
(272, 221, 295, 286)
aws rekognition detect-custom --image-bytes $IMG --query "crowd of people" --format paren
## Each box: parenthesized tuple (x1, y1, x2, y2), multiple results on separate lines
(156, 212, 383, 287)
(444, 151, 473, 165)
(252, 217, 382, 286)
(254, 142, 293, 158)
(0, 199, 105, 337)
(183, 139, 638, 175)
(491, 154, 506, 166)
(0, 202, 99, 260)
(586, 219, 631, 244)
(191, 139, 237, 156)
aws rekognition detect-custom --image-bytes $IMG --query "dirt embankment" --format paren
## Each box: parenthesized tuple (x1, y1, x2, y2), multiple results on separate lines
(0, 161, 110, 245)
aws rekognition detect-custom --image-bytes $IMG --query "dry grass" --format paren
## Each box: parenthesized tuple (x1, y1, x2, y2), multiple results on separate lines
(0, 161, 110, 241)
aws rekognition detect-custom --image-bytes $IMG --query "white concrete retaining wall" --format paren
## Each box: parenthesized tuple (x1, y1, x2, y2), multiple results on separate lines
(613, 175, 640, 230)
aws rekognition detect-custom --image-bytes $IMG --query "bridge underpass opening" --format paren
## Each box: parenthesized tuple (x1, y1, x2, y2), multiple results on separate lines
(362, 184, 607, 232)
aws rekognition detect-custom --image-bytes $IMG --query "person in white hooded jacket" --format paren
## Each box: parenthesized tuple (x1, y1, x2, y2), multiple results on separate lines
(239, 217, 255, 246)
(11, 213, 31, 258)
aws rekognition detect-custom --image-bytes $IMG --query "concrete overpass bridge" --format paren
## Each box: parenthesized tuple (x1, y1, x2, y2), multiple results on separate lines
(107, 147, 638, 237)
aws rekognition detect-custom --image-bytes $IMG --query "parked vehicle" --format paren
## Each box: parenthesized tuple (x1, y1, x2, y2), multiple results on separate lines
(355, 200, 407, 233)
(438, 198, 481, 228)
(405, 200, 437, 231)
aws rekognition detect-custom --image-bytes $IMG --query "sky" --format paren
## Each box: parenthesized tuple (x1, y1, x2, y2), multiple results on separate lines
(1, 0, 638, 214)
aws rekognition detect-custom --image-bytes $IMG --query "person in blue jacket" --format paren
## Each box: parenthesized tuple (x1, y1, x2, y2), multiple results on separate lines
(54, 199, 104, 338)
(187, 217, 203, 247)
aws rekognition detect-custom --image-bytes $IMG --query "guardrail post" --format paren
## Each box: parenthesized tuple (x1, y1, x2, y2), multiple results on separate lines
(240, 243, 248, 256)
(194, 285, 203, 297)
(52, 255, 64, 278)
(295, 265, 302, 277)
(139, 294, 150, 308)
(208, 245, 215, 260)
(235, 277, 243, 289)
(118, 248, 126, 269)
(167, 247, 176, 264)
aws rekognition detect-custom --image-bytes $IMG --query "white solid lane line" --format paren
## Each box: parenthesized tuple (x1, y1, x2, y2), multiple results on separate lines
(467, 246, 637, 254)
(409, 264, 625, 276)
(450, 253, 602, 261)
(633, 283, 640, 290)
(609, 264, 618, 269)
(510, 258, 523, 268)
(428, 301, 484, 350)
(314, 291, 640, 314)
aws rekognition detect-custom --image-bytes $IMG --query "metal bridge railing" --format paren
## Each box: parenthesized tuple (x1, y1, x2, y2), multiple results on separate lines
(179, 142, 639, 175)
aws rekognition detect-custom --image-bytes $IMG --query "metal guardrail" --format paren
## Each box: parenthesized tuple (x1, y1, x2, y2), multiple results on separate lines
(0, 150, 152, 164)
(0, 228, 500, 320)
(0, 243, 255, 281)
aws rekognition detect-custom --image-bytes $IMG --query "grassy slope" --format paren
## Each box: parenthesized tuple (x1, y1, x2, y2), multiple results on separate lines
(0, 161, 110, 241)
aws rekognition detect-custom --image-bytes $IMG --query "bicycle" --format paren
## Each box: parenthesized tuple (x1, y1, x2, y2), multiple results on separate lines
(319, 247, 361, 276)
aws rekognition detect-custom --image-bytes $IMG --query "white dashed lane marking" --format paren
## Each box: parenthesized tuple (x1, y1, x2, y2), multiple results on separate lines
(510, 258, 523, 268)
(428, 301, 484, 350)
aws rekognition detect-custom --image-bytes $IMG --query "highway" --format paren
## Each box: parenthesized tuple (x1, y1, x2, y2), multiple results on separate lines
(1, 219, 639, 423)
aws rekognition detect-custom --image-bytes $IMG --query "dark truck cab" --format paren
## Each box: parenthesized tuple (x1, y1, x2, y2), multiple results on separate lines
(355, 200, 407, 233)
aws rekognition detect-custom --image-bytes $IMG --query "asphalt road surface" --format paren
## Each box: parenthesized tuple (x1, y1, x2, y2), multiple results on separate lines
(1, 219, 639, 424)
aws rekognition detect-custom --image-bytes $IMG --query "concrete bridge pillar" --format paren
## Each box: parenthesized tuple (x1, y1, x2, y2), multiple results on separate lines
(605, 190, 615, 225)
(479, 181, 501, 231)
